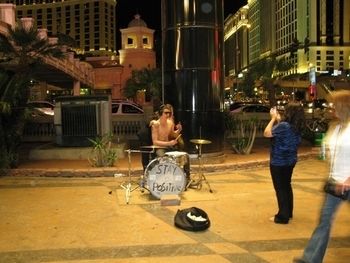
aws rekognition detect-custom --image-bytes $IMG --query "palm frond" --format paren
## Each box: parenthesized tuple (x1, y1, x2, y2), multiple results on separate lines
(0, 33, 16, 54)
(8, 24, 38, 47)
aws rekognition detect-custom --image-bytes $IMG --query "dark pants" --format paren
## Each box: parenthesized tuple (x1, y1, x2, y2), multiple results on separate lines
(270, 164, 295, 222)
(141, 149, 156, 171)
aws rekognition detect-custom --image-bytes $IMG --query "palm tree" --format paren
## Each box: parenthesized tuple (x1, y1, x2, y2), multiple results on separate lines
(241, 55, 293, 106)
(0, 22, 67, 169)
(123, 68, 162, 105)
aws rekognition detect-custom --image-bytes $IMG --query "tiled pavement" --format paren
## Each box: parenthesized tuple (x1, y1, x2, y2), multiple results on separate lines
(1, 155, 350, 262)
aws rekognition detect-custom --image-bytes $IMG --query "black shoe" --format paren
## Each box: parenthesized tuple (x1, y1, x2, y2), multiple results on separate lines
(273, 215, 289, 224)
(293, 257, 307, 263)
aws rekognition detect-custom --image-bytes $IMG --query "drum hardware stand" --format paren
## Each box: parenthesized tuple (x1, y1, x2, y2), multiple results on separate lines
(120, 149, 143, 204)
(187, 139, 213, 193)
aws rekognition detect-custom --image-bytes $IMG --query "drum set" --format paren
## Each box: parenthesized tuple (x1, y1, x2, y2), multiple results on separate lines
(120, 139, 213, 204)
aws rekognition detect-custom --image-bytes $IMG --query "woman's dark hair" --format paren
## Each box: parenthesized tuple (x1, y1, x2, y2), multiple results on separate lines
(283, 102, 305, 132)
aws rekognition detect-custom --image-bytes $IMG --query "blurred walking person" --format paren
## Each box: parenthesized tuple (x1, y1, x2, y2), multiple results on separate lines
(294, 90, 350, 263)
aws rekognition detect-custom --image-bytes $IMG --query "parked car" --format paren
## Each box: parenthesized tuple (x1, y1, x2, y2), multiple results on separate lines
(302, 99, 334, 114)
(230, 104, 270, 114)
(229, 101, 246, 111)
(27, 101, 55, 116)
(111, 100, 144, 115)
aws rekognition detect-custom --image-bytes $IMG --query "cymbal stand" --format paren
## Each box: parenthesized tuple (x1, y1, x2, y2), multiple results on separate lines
(120, 149, 142, 204)
(187, 143, 213, 193)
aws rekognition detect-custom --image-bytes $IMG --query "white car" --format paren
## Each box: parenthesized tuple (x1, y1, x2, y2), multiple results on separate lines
(230, 104, 270, 114)
(111, 101, 144, 115)
(27, 101, 55, 116)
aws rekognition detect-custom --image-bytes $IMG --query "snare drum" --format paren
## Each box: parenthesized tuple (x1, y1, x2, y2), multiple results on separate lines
(165, 151, 188, 166)
(144, 156, 186, 199)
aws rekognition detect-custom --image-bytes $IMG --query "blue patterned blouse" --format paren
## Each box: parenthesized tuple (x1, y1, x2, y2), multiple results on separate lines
(270, 122, 301, 166)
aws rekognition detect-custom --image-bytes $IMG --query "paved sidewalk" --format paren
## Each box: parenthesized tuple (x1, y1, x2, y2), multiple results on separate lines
(1, 158, 350, 263)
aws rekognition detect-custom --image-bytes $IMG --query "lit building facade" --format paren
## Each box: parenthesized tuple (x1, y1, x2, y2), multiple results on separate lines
(119, 14, 155, 73)
(224, 6, 249, 77)
(247, 0, 260, 63)
(223, 5, 249, 93)
(1, 2, 156, 101)
(259, 0, 275, 58)
(87, 14, 156, 100)
(224, 0, 350, 99)
(300, 0, 350, 74)
(5, 0, 117, 56)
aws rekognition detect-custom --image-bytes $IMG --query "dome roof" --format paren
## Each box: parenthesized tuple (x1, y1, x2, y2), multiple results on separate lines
(128, 14, 147, 28)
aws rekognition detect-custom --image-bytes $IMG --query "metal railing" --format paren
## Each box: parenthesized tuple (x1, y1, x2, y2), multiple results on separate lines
(22, 112, 330, 143)
(22, 115, 146, 143)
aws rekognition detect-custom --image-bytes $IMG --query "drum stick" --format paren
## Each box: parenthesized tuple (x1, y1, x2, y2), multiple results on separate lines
(175, 134, 182, 141)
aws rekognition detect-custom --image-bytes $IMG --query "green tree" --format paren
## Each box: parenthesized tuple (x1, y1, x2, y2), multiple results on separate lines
(290, 37, 300, 57)
(241, 55, 293, 106)
(303, 37, 310, 54)
(0, 22, 67, 170)
(123, 68, 162, 102)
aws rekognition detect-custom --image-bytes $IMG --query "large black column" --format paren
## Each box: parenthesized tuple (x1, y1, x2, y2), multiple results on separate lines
(161, 0, 225, 155)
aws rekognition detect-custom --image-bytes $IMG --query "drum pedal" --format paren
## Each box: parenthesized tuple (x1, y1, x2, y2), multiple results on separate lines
(188, 181, 202, 190)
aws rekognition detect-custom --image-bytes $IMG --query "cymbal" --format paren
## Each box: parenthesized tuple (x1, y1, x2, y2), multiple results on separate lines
(190, 139, 212, 145)
(140, 145, 166, 149)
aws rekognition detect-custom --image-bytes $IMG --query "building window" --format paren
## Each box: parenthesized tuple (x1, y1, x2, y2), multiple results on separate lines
(127, 38, 134, 45)
(143, 37, 148, 45)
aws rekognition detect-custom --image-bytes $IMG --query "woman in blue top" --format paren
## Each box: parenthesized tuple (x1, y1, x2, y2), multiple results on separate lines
(264, 102, 305, 224)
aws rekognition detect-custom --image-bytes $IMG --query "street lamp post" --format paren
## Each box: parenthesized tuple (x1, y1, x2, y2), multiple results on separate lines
(237, 73, 243, 99)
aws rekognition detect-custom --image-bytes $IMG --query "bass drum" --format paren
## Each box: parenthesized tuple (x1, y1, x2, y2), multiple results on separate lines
(144, 156, 186, 199)
(165, 151, 188, 166)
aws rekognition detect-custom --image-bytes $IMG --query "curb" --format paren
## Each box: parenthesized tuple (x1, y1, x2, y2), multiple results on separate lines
(3, 152, 317, 178)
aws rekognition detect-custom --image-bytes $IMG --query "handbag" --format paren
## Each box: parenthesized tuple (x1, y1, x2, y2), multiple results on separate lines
(323, 125, 350, 200)
(324, 177, 350, 200)
(174, 207, 210, 231)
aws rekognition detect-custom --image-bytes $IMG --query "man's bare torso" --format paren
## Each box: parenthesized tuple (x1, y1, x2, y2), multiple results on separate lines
(151, 119, 174, 143)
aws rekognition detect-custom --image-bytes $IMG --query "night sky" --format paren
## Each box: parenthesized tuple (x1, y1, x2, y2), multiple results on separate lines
(116, 0, 247, 49)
